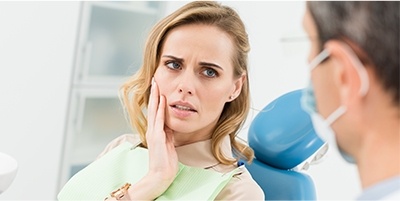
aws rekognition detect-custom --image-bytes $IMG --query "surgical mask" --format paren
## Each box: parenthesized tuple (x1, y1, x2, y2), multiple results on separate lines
(301, 43, 369, 164)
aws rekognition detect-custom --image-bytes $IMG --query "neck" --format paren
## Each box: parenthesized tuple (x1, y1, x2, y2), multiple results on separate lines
(173, 132, 212, 147)
(172, 124, 215, 147)
(357, 113, 400, 189)
(355, 76, 400, 189)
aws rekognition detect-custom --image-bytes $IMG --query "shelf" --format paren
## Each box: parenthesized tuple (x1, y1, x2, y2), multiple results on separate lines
(75, 1, 164, 83)
(60, 0, 165, 187)
(73, 75, 131, 89)
(69, 96, 134, 166)
(89, 1, 162, 15)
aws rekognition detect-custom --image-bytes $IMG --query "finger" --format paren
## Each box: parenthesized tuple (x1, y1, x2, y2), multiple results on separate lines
(164, 125, 175, 147)
(154, 95, 166, 134)
(147, 78, 159, 128)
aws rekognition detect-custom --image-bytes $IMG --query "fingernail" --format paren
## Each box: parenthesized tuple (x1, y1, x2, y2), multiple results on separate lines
(151, 77, 155, 85)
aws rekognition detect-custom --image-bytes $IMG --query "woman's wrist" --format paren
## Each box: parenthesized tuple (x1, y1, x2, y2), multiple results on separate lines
(104, 168, 176, 200)
(126, 173, 174, 200)
(104, 183, 131, 201)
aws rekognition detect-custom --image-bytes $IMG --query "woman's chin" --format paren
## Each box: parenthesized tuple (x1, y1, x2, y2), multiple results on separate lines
(165, 120, 194, 134)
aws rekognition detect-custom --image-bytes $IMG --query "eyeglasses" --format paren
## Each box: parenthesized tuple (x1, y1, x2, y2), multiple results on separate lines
(280, 35, 312, 58)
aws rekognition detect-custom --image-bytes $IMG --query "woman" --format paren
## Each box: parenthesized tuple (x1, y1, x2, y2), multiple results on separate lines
(99, 1, 264, 200)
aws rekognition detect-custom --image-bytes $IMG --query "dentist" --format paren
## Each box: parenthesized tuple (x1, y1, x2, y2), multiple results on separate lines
(301, 1, 399, 200)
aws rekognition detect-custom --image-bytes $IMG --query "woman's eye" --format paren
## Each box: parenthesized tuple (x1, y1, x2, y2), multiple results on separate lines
(166, 61, 181, 70)
(202, 68, 218, 78)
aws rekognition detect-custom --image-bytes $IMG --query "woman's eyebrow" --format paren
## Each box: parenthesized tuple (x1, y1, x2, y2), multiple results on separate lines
(162, 55, 184, 63)
(199, 61, 223, 71)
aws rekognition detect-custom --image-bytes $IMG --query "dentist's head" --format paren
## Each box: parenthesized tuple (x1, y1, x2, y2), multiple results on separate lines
(301, 1, 399, 192)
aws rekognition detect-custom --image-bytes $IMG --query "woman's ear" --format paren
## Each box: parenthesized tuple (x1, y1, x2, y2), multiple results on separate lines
(228, 74, 245, 102)
(325, 41, 368, 106)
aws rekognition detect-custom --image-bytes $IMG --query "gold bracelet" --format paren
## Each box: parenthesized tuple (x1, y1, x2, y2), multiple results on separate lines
(105, 183, 131, 200)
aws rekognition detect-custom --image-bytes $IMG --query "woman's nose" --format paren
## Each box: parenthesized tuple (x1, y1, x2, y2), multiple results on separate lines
(177, 71, 194, 95)
(178, 88, 192, 95)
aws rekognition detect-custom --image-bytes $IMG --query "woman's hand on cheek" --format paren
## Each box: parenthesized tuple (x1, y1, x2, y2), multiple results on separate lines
(145, 78, 179, 196)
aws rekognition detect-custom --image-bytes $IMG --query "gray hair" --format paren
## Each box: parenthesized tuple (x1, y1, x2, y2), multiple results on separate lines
(308, 1, 399, 105)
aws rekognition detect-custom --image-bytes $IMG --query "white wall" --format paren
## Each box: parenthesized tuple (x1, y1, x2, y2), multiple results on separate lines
(0, 1, 361, 200)
(0, 2, 80, 200)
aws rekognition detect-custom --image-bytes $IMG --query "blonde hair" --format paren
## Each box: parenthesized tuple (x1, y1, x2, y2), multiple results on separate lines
(120, 1, 254, 164)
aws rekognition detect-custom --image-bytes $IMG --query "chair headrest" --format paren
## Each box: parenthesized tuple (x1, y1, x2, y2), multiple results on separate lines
(248, 89, 325, 170)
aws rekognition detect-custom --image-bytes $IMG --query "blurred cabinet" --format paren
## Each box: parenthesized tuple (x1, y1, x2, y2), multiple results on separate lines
(59, 1, 165, 189)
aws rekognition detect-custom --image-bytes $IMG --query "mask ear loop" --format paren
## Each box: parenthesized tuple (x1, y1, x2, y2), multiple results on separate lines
(325, 106, 347, 126)
(309, 49, 330, 71)
(324, 42, 370, 126)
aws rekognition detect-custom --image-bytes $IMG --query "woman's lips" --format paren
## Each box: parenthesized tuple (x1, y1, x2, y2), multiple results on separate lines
(169, 102, 197, 118)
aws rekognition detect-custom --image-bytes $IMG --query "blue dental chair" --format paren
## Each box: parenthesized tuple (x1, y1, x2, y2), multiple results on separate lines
(245, 89, 327, 200)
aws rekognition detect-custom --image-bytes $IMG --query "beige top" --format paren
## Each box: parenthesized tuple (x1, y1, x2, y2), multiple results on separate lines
(98, 134, 264, 200)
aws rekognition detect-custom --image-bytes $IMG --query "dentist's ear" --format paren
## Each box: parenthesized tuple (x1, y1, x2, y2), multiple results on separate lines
(325, 41, 370, 106)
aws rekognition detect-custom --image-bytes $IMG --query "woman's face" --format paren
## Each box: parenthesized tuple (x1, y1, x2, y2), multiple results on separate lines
(154, 24, 243, 143)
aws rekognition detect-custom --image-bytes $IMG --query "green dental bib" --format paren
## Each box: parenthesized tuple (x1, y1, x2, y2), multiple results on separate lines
(58, 142, 238, 200)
